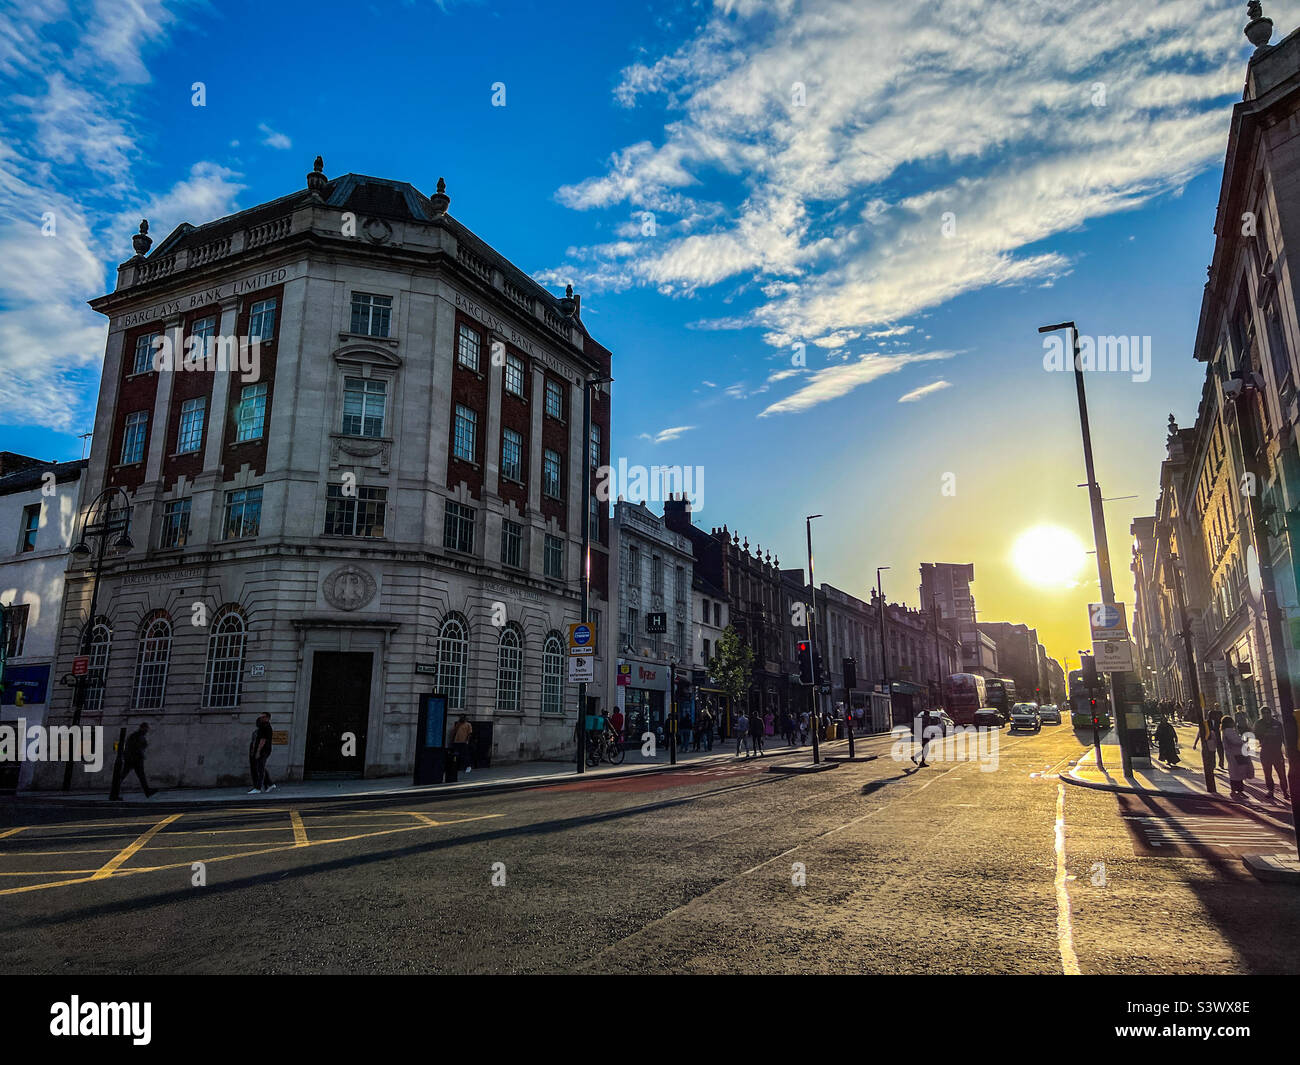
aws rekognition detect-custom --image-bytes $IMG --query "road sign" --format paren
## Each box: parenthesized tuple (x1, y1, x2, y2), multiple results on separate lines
(567, 654, 594, 683)
(71, 655, 89, 677)
(1092, 637, 1134, 673)
(568, 622, 595, 656)
(1088, 603, 1128, 639)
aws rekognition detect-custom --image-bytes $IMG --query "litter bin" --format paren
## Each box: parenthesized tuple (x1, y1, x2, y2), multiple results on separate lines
(825, 722, 838, 740)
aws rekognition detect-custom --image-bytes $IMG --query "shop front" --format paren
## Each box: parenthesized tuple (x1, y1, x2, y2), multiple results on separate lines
(617, 657, 670, 743)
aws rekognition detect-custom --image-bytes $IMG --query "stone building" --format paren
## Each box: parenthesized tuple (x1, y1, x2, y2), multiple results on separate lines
(0, 456, 87, 791)
(39, 160, 612, 789)
(1132, 8, 1300, 718)
(610, 500, 694, 741)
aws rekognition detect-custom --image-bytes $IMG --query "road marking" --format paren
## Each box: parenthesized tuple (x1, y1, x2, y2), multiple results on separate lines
(0, 813, 503, 897)
(1054, 781, 1081, 976)
(0, 827, 27, 839)
(91, 813, 181, 881)
(290, 809, 308, 847)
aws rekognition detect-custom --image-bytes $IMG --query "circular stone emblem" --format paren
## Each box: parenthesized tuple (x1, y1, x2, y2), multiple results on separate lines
(323, 564, 377, 611)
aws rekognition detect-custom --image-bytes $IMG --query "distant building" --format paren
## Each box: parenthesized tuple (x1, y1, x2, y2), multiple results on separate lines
(919, 562, 995, 675)
(0, 457, 87, 791)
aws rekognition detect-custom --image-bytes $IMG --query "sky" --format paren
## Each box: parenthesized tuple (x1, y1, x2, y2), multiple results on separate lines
(0, 0, 1283, 671)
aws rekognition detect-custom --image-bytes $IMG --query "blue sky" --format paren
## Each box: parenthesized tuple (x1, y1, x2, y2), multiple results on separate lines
(0, 0, 1283, 663)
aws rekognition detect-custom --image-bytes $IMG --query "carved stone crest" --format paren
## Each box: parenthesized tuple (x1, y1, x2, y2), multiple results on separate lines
(322, 564, 377, 611)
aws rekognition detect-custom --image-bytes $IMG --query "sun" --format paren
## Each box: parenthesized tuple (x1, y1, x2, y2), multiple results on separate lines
(1012, 525, 1087, 589)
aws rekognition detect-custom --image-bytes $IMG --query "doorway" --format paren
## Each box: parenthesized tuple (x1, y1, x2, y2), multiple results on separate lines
(304, 651, 372, 778)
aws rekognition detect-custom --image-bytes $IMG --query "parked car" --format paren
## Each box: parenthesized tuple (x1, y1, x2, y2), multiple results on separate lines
(1009, 702, 1042, 732)
(973, 707, 1003, 729)
(914, 709, 957, 736)
(1038, 703, 1062, 724)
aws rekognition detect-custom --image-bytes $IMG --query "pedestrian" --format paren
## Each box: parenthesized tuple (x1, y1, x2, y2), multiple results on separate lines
(450, 714, 474, 775)
(1154, 714, 1180, 767)
(911, 708, 937, 767)
(680, 711, 693, 752)
(798, 710, 809, 746)
(783, 711, 796, 746)
(120, 722, 156, 798)
(1207, 709, 1226, 768)
(1253, 706, 1291, 803)
(750, 706, 766, 757)
(699, 706, 714, 751)
(1220, 716, 1254, 799)
(248, 712, 277, 793)
(1192, 711, 1218, 769)
(1234, 705, 1251, 734)
(735, 710, 749, 757)
(763, 710, 775, 738)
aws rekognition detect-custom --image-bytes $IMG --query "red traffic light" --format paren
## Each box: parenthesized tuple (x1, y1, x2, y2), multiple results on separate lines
(797, 641, 808, 652)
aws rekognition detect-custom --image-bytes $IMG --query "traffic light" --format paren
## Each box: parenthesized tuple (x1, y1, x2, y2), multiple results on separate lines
(842, 656, 857, 691)
(1081, 654, 1098, 689)
(814, 652, 826, 688)
(674, 675, 692, 705)
(1090, 696, 1100, 729)
(797, 641, 813, 685)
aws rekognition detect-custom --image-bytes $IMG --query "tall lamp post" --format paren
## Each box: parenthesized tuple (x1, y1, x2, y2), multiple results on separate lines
(1169, 552, 1215, 794)
(1038, 320, 1136, 775)
(805, 514, 823, 764)
(64, 486, 133, 791)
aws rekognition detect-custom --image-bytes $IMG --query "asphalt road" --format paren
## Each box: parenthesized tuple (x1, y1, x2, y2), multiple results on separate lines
(2, 724, 1297, 974)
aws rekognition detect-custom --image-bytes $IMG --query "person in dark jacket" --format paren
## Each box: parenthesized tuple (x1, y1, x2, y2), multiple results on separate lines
(1207, 709, 1226, 768)
(912, 709, 937, 767)
(121, 723, 156, 797)
(748, 707, 766, 756)
(1154, 714, 1180, 766)
(1254, 706, 1291, 803)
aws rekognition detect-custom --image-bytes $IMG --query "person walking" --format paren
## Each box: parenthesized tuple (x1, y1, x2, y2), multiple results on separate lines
(450, 715, 474, 775)
(911, 708, 937, 768)
(1234, 705, 1251, 734)
(1254, 706, 1291, 803)
(798, 710, 810, 746)
(698, 706, 714, 751)
(735, 710, 749, 757)
(1154, 714, 1180, 767)
(1207, 709, 1226, 768)
(1220, 716, 1253, 799)
(680, 711, 694, 753)
(248, 712, 276, 793)
(1192, 711, 1219, 772)
(120, 722, 156, 798)
(750, 707, 766, 757)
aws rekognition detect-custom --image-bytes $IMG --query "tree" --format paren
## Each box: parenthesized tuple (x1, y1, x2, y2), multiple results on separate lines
(709, 624, 755, 709)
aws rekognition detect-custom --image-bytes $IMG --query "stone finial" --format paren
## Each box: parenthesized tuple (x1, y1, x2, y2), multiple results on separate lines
(559, 283, 577, 318)
(430, 176, 450, 217)
(307, 156, 327, 195)
(1245, 1, 1273, 48)
(131, 219, 151, 257)
(1167, 412, 1178, 439)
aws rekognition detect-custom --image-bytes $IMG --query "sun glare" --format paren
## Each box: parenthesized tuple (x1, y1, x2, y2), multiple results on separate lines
(1012, 525, 1087, 589)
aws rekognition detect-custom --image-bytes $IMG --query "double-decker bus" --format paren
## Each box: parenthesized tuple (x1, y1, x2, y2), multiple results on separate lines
(1067, 669, 1111, 729)
(945, 673, 987, 726)
(985, 677, 1017, 722)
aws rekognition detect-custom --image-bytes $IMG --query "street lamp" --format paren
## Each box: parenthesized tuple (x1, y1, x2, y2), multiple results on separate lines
(1038, 320, 1136, 775)
(64, 486, 133, 792)
(805, 514, 822, 764)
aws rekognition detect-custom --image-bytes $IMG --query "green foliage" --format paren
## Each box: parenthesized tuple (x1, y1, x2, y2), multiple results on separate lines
(709, 625, 754, 705)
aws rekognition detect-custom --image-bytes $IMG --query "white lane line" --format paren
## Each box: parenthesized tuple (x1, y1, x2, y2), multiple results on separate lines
(1054, 780, 1081, 976)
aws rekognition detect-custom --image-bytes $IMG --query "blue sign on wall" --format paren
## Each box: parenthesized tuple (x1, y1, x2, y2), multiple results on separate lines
(1, 664, 51, 706)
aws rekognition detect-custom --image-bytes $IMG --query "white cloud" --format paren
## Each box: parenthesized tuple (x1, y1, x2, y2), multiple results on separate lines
(259, 122, 292, 150)
(898, 380, 953, 403)
(759, 351, 954, 417)
(547, 0, 1246, 363)
(640, 425, 698, 444)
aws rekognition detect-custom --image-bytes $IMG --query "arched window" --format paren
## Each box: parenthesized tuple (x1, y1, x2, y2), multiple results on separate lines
(496, 625, 523, 714)
(203, 608, 247, 708)
(541, 632, 564, 716)
(84, 619, 112, 713)
(437, 615, 469, 712)
(132, 612, 172, 709)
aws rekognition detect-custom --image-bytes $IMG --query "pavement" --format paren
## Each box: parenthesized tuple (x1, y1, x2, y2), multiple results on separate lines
(9, 730, 868, 807)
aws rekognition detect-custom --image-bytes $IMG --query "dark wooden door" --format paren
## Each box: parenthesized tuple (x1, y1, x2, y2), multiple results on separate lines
(304, 651, 372, 778)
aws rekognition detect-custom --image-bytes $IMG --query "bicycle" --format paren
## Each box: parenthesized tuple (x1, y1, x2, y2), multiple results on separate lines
(584, 724, 626, 766)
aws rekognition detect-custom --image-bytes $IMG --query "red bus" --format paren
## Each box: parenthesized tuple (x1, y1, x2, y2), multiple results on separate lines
(945, 673, 987, 726)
